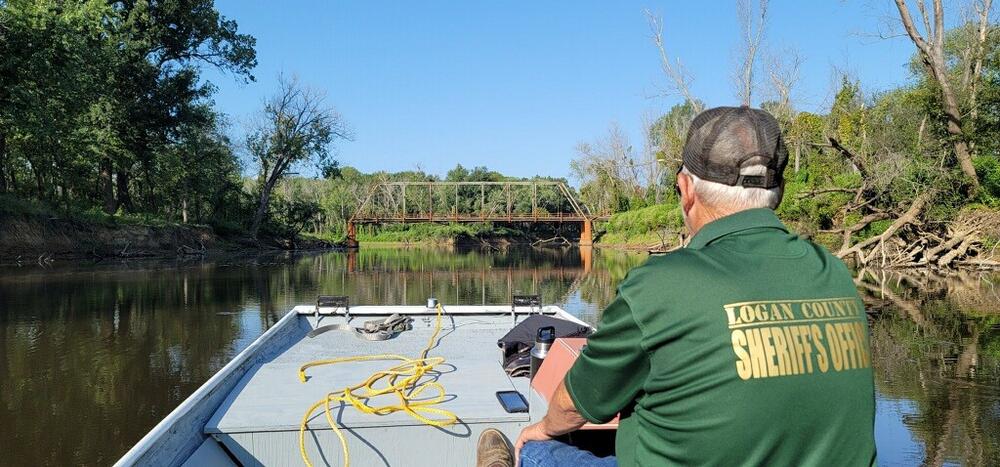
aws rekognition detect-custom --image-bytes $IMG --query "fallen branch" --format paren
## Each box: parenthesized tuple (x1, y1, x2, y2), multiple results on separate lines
(826, 136, 871, 180)
(954, 259, 1000, 269)
(837, 192, 933, 265)
(936, 235, 978, 268)
(479, 237, 500, 251)
(795, 187, 857, 199)
(532, 236, 571, 247)
(177, 244, 207, 256)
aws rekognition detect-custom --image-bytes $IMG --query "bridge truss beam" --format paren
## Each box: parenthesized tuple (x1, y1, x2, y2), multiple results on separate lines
(346, 181, 605, 248)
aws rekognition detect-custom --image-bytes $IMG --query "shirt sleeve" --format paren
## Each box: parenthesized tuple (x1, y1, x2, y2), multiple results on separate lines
(564, 291, 650, 424)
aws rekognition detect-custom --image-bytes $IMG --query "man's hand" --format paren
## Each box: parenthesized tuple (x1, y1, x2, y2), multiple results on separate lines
(514, 421, 554, 465)
(514, 380, 589, 464)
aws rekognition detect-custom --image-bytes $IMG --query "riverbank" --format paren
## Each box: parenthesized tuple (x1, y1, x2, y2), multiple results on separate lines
(0, 202, 336, 264)
(591, 204, 683, 251)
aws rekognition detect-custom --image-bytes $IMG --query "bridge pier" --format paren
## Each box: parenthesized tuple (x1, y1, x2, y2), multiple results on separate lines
(346, 221, 359, 249)
(579, 219, 594, 246)
(579, 244, 592, 273)
(347, 248, 357, 272)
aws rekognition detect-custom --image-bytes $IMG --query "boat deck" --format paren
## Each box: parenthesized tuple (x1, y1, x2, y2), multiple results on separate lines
(204, 307, 553, 466)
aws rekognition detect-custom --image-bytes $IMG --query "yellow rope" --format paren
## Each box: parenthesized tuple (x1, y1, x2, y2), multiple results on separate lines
(297, 304, 457, 467)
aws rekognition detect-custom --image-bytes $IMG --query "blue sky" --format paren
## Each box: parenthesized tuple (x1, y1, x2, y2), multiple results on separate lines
(204, 1, 920, 181)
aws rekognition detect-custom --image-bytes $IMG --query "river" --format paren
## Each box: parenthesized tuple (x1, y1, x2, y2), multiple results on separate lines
(1, 247, 998, 465)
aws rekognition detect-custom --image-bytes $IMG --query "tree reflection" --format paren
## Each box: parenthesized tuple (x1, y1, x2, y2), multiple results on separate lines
(0, 264, 251, 465)
(859, 269, 1000, 466)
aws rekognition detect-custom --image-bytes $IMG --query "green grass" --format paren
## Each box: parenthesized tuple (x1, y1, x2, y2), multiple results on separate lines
(301, 231, 344, 243)
(357, 222, 518, 243)
(0, 194, 206, 230)
(598, 203, 684, 247)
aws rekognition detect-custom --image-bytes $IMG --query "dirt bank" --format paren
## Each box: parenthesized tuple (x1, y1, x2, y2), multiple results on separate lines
(0, 213, 223, 261)
(0, 213, 336, 263)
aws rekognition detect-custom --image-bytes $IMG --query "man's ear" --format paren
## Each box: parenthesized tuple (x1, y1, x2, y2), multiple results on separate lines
(677, 172, 696, 212)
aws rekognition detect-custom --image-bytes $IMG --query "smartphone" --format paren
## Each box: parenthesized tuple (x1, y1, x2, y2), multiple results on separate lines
(496, 390, 529, 413)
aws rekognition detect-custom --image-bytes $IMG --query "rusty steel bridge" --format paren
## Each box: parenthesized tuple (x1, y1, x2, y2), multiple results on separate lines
(347, 181, 607, 247)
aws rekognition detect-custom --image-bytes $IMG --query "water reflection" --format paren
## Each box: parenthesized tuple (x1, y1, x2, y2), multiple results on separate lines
(858, 269, 1000, 466)
(0, 248, 997, 465)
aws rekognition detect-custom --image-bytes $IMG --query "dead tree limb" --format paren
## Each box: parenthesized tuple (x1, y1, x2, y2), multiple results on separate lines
(893, 0, 980, 192)
(838, 191, 933, 265)
(736, 0, 769, 106)
(795, 187, 857, 198)
(644, 9, 703, 111)
(827, 136, 870, 179)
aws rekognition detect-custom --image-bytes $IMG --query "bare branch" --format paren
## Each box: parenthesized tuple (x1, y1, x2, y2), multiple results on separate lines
(918, 0, 933, 41)
(765, 47, 802, 114)
(969, 0, 993, 119)
(736, 0, 769, 106)
(894, 0, 932, 55)
(644, 9, 702, 112)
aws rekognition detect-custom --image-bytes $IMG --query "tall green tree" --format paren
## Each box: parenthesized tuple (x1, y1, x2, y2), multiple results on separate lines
(0, 0, 112, 202)
(105, 0, 256, 213)
(0, 0, 257, 221)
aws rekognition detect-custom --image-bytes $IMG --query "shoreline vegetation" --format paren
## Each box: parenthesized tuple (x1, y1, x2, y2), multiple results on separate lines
(4, 2, 1000, 271)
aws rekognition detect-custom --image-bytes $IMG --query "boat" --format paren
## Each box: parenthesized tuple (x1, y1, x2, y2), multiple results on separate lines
(114, 296, 594, 466)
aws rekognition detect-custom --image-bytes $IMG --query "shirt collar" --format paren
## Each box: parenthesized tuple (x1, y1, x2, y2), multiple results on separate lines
(685, 208, 788, 250)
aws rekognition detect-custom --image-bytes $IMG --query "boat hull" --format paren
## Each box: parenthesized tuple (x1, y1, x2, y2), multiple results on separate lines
(116, 305, 588, 466)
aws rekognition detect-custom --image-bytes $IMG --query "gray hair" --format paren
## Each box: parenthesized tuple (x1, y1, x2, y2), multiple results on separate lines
(680, 165, 782, 211)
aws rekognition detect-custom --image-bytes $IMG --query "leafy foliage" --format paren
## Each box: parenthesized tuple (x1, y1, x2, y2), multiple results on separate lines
(0, 0, 255, 228)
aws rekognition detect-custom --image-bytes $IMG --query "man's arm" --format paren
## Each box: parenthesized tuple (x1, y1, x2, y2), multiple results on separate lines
(513, 380, 586, 460)
(512, 288, 650, 461)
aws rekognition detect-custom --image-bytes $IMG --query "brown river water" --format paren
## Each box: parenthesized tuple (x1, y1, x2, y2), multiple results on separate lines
(0, 247, 998, 466)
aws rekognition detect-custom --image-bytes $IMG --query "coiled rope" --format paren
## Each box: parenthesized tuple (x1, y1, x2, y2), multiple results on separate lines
(297, 304, 457, 467)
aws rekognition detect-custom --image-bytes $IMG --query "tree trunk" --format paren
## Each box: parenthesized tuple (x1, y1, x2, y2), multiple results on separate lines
(794, 142, 800, 173)
(31, 161, 45, 200)
(181, 198, 188, 224)
(893, 0, 980, 193)
(0, 131, 7, 193)
(250, 177, 279, 239)
(116, 169, 133, 213)
(936, 72, 980, 192)
(100, 157, 116, 214)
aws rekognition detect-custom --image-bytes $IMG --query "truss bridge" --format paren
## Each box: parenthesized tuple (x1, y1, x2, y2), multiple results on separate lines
(347, 181, 606, 247)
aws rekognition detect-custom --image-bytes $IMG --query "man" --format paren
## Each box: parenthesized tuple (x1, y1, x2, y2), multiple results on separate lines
(477, 106, 876, 467)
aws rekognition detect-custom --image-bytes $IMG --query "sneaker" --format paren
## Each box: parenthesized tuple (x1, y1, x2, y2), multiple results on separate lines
(476, 428, 513, 467)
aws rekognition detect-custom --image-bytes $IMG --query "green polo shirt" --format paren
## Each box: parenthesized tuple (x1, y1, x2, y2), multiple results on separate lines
(565, 208, 876, 466)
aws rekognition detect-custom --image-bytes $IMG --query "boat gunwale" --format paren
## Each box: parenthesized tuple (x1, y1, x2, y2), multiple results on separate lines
(297, 304, 588, 320)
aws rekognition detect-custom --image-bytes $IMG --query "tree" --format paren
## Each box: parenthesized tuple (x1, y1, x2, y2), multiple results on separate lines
(570, 123, 644, 213)
(893, 0, 985, 193)
(0, 0, 255, 219)
(648, 100, 701, 199)
(649, 100, 701, 169)
(735, 0, 769, 106)
(0, 0, 112, 202)
(247, 75, 350, 239)
(644, 9, 702, 112)
(105, 0, 256, 213)
(763, 47, 801, 121)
